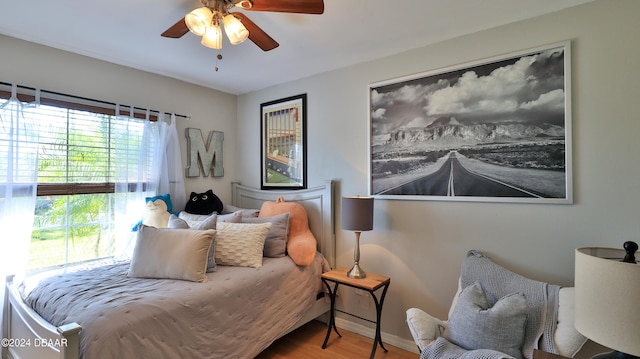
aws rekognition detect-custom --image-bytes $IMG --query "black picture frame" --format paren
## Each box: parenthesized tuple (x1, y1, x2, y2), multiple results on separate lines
(260, 94, 307, 190)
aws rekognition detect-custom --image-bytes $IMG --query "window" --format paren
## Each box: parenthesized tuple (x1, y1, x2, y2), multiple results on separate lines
(28, 105, 150, 270)
(1, 85, 162, 272)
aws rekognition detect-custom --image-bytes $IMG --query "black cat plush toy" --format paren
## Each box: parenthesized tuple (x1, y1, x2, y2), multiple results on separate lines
(184, 190, 224, 215)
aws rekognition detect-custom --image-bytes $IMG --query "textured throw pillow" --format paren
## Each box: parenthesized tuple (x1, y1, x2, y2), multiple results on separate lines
(168, 213, 218, 272)
(242, 212, 290, 257)
(128, 225, 216, 282)
(446, 281, 528, 359)
(214, 222, 271, 268)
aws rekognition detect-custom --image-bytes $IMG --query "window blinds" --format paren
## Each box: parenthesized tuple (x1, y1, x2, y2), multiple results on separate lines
(0, 82, 185, 196)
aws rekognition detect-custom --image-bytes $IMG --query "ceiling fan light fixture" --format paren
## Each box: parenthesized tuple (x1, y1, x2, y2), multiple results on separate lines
(185, 7, 213, 37)
(222, 14, 249, 45)
(201, 22, 222, 49)
(235, 0, 253, 10)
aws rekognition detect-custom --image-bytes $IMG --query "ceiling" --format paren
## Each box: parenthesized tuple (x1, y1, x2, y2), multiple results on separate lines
(0, 0, 594, 95)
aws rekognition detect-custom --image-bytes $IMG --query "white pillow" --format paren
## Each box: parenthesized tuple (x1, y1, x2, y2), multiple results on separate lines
(178, 211, 214, 227)
(179, 210, 242, 225)
(555, 287, 587, 357)
(128, 225, 216, 282)
(214, 222, 271, 268)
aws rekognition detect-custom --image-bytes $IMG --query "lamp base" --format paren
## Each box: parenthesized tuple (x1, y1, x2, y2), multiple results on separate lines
(347, 263, 366, 279)
(593, 351, 639, 359)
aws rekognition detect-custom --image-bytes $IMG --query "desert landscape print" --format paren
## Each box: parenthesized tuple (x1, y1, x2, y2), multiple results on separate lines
(370, 43, 570, 203)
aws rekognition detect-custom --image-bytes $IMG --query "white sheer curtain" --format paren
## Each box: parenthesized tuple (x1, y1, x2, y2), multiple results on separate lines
(112, 107, 169, 258)
(0, 85, 39, 339)
(142, 112, 185, 212)
(163, 114, 186, 210)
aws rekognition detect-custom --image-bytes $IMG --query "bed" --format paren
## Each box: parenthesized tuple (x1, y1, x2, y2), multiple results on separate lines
(2, 180, 335, 359)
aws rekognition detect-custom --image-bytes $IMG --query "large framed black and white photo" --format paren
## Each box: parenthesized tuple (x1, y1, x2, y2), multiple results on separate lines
(260, 94, 307, 190)
(369, 41, 572, 203)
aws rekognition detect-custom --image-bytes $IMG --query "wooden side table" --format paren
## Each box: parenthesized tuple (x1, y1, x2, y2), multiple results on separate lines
(321, 267, 391, 359)
(533, 349, 570, 359)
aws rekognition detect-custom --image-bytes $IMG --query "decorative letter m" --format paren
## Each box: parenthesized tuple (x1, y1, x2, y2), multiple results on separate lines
(185, 128, 224, 177)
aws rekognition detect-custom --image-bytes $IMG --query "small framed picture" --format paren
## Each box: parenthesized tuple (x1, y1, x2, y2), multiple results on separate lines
(260, 94, 307, 190)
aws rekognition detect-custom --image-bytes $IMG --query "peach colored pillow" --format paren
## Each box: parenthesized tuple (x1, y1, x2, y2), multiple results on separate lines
(259, 197, 316, 266)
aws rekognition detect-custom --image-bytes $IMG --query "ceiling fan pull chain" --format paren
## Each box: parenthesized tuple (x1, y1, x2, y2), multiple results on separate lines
(215, 52, 222, 71)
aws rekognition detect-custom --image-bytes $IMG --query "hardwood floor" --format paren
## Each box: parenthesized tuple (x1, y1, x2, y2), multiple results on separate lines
(256, 320, 419, 359)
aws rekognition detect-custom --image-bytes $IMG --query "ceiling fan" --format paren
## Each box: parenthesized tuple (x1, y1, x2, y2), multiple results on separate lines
(161, 0, 325, 52)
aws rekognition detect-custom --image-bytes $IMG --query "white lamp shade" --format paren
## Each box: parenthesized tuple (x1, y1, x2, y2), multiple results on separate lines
(575, 247, 640, 356)
(341, 196, 373, 231)
(222, 14, 249, 45)
(185, 7, 213, 36)
(201, 23, 222, 49)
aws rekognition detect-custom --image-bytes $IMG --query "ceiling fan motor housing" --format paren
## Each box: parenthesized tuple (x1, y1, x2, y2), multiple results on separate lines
(161, 0, 324, 52)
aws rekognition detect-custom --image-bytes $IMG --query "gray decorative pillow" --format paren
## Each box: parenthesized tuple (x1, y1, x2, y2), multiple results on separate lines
(168, 214, 190, 229)
(445, 281, 527, 359)
(217, 211, 242, 223)
(168, 213, 218, 272)
(242, 212, 290, 257)
(127, 225, 216, 282)
(224, 204, 260, 218)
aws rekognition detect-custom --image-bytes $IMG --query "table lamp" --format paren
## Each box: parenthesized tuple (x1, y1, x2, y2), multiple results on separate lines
(575, 241, 640, 359)
(341, 195, 374, 279)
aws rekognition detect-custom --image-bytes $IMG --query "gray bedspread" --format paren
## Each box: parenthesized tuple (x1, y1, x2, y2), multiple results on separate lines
(22, 253, 330, 359)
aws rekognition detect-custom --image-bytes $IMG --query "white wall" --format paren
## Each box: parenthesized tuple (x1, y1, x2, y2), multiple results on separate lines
(3, 0, 638, 355)
(0, 34, 238, 209)
(238, 0, 640, 354)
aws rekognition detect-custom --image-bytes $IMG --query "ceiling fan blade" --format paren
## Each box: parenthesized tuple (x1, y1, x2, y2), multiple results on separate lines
(244, 0, 324, 14)
(232, 13, 279, 51)
(161, 18, 189, 38)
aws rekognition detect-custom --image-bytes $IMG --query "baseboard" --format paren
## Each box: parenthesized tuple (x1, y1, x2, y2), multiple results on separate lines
(333, 316, 420, 354)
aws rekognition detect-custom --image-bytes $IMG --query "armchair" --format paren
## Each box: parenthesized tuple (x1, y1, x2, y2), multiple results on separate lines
(406, 251, 587, 359)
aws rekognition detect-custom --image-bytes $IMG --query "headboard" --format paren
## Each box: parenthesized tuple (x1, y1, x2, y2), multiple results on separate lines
(231, 180, 335, 268)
